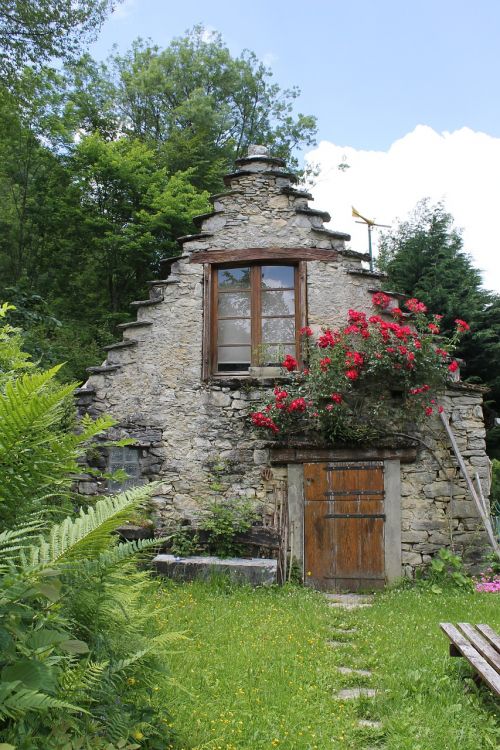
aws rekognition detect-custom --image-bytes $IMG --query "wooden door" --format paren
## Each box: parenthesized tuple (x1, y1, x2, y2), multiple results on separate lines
(304, 461, 385, 591)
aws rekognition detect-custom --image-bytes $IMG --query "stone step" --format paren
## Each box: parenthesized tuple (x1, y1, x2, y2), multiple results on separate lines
(337, 666, 372, 677)
(145, 278, 181, 287)
(326, 640, 353, 648)
(86, 364, 120, 375)
(334, 688, 378, 700)
(116, 320, 153, 330)
(130, 297, 164, 307)
(296, 206, 331, 223)
(103, 340, 138, 351)
(358, 720, 382, 730)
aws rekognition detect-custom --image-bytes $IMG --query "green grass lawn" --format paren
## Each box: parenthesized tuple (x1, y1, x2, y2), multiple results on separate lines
(160, 581, 500, 750)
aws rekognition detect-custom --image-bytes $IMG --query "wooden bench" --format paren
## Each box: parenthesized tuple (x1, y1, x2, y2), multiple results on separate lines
(440, 622, 500, 696)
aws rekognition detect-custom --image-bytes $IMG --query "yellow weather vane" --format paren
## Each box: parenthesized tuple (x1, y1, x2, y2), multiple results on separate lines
(352, 206, 390, 272)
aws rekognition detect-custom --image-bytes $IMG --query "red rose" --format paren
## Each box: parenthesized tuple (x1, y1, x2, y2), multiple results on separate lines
(282, 354, 298, 372)
(300, 326, 314, 336)
(345, 369, 359, 380)
(288, 397, 307, 413)
(428, 323, 440, 334)
(455, 319, 470, 332)
(372, 292, 391, 309)
(405, 298, 427, 314)
(320, 356, 331, 372)
(251, 412, 279, 433)
(425, 406, 433, 416)
(448, 360, 459, 373)
(331, 393, 343, 404)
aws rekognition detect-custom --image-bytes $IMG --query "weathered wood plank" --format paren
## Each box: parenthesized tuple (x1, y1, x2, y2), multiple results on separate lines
(440, 623, 500, 696)
(270, 447, 417, 464)
(457, 623, 500, 671)
(476, 624, 500, 654)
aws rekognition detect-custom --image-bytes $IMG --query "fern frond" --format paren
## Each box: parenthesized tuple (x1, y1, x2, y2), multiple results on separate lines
(0, 681, 86, 719)
(24, 485, 156, 569)
(79, 535, 168, 574)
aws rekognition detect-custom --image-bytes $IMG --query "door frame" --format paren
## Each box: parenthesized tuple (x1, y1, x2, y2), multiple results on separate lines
(287, 459, 402, 587)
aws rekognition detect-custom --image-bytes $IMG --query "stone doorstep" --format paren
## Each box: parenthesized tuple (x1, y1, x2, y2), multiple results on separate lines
(152, 554, 277, 586)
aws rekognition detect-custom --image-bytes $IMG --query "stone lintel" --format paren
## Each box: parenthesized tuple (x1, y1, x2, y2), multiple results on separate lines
(74, 386, 96, 396)
(270, 446, 418, 464)
(189, 246, 339, 264)
(145, 279, 181, 287)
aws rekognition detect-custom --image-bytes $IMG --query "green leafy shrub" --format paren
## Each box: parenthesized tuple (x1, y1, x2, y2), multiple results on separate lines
(421, 548, 472, 593)
(198, 498, 260, 557)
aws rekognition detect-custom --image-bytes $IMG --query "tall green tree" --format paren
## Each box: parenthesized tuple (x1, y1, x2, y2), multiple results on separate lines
(67, 27, 317, 191)
(0, 0, 118, 81)
(377, 199, 500, 454)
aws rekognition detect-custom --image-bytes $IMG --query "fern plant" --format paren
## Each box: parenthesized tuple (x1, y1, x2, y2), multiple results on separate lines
(0, 488, 177, 749)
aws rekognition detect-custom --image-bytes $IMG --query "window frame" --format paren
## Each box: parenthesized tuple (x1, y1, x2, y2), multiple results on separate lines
(203, 259, 307, 378)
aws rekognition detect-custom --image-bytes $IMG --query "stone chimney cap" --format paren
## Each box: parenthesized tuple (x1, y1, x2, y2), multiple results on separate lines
(247, 144, 270, 157)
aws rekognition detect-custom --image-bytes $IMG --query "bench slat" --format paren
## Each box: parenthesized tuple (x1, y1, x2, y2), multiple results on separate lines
(457, 623, 500, 671)
(476, 624, 500, 654)
(440, 623, 500, 696)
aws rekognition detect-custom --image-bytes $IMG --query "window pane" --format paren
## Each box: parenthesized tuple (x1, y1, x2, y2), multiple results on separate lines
(261, 265, 294, 289)
(262, 317, 295, 342)
(218, 346, 251, 370)
(218, 291, 251, 317)
(262, 344, 296, 365)
(218, 267, 251, 289)
(218, 318, 251, 345)
(262, 290, 295, 316)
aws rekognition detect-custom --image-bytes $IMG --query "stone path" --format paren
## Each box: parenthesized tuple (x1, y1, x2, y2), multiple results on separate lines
(326, 591, 384, 742)
(325, 593, 374, 610)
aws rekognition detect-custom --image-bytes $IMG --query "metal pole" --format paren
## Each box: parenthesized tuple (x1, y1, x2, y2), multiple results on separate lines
(368, 224, 373, 272)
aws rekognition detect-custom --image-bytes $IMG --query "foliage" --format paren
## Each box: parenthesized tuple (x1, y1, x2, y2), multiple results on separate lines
(169, 525, 200, 558)
(377, 199, 500, 454)
(251, 299, 469, 445)
(0, 26, 315, 381)
(0, 489, 179, 749)
(419, 548, 472, 593)
(161, 582, 500, 750)
(0, 0, 117, 81)
(198, 497, 260, 558)
(0, 305, 118, 526)
(491, 459, 500, 516)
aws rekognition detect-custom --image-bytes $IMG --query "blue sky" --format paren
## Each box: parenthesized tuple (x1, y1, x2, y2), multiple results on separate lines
(91, 1, 500, 290)
(93, 0, 500, 150)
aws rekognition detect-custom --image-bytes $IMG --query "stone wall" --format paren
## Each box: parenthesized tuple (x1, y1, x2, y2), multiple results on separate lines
(77, 145, 492, 577)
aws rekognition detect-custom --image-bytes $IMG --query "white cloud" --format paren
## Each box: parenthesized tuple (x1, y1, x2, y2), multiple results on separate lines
(306, 126, 500, 293)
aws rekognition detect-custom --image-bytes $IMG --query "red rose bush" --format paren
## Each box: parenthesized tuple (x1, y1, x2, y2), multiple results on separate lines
(251, 296, 470, 444)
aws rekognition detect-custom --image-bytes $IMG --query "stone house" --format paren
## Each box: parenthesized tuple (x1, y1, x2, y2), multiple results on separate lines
(77, 145, 491, 591)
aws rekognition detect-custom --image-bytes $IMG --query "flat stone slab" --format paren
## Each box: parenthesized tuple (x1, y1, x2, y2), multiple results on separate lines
(153, 554, 277, 586)
(325, 593, 374, 610)
(326, 640, 353, 648)
(334, 688, 378, 700)
(337, 666, 372, 677)
(358, 720, 382, 729)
